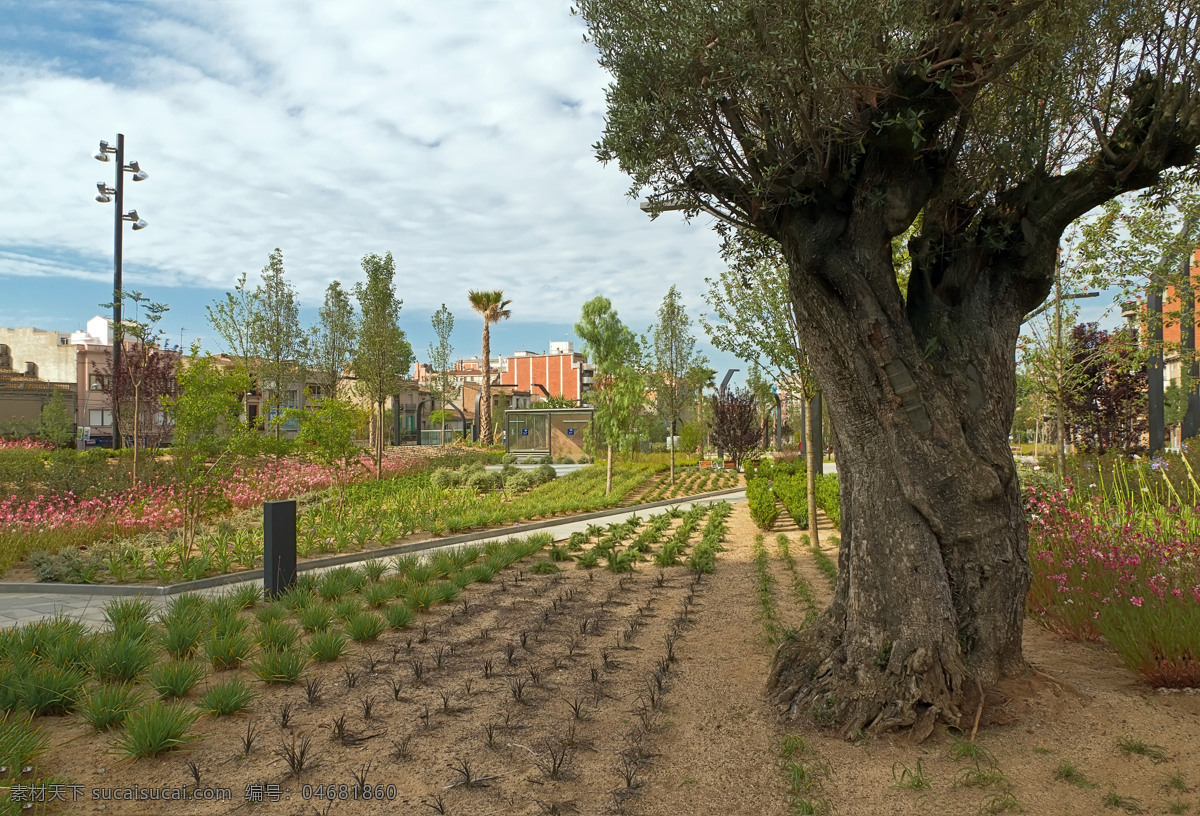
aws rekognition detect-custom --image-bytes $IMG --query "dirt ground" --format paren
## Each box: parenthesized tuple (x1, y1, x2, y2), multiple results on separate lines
(33, 501, 1200, 815)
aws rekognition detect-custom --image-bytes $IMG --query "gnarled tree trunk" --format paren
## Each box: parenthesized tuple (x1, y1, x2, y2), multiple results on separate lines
(767, 194, 1042, 738)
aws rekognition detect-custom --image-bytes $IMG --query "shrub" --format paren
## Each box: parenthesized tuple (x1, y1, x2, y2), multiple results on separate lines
(112, 700, 199, 758)
(466, 470, 503, 494)
(577, 455, 590, 464)
(79, 683, 142, 731)
(530, 561, 561, 575)
(533, 464, 557, 484)
(772, 472, 809, 528)
(429, 468, 459, 490)
(538, 455, 554, 465)
(149, 661, 207, 699)
(198, 677, 256, 716)
(747, 478, 780, 530)
(506, 471, 536, 493)
(501, 453, 517, 465)
(501, 463, 520, 479)
(815, 474, 841, 529)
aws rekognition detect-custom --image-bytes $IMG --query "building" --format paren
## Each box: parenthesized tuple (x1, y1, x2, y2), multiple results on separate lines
(415, 342, 595, 408)
(0, 316, 118, 444)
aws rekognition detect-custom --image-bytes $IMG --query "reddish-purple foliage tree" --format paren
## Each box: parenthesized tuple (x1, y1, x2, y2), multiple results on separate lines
(709, 387, 760, 470)
(98, 343, 182, 452)
(1065, 323, 1147, 453)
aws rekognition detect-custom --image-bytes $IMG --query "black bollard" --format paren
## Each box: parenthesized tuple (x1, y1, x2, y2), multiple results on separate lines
(263, 499, 297, 599)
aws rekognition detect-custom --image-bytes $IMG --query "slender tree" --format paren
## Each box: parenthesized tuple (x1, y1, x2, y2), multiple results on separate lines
(310, 281, 357, 401)
(576, 0, 1200, 736)
(251, 249, 305, 439)
(575, 297, 644, 493)
(649, 285, 706, 484)
(205, 271, 258, 423)
(467, 290, 512, 446)
(98, 290, 174, 481)
(428, 304, 456, 445)
(165, 349, 250, 561)
(354, 252, 414, 478)
(36, 390, 75, 449)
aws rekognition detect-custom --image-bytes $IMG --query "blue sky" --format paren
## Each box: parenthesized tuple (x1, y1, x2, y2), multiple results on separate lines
(0, 1, 1123, 388)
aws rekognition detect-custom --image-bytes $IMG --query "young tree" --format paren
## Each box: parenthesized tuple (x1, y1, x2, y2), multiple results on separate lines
(649, 285, 706, 485)
(165, 350, 249, 561)
(36, 390, 75, 449)
(427, 304, 456, 445)
(310, 281, 357, 401)
(206, 271, 258, 423)
(354, 252, 414, 478)
(1064, 324, 1148, 452)
(293, 397, 364, 519)
(98, 290, 176, 481)
(251, 249, 305, 439)
(575, 296, 644, 493)
(709, 387, 760, 471)
(576, 0, 1200, 736)
(467, 291, 512, 446)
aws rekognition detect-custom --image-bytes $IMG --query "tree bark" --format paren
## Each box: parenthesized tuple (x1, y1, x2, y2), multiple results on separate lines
(480, 324, 493, 445)
(606, 443, 613, 495)
(766, 199, 1037, 739)
(805, 399, 818, 549)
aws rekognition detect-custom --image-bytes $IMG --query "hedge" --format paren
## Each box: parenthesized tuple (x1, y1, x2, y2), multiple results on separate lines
(815, 474, 841, 529)
(747, 478, 780, 530)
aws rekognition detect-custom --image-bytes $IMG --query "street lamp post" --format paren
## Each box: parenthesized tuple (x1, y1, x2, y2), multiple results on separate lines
(94, 133, 149, 450)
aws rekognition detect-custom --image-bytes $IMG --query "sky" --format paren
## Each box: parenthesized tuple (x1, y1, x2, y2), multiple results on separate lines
(0, 1, 1124, 390)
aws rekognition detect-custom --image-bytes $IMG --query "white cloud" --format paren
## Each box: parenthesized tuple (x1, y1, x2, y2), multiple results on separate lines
(0, 0, 726, 331)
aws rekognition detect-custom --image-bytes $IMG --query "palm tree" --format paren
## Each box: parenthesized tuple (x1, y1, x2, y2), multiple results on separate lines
(467, 290, 512, 445)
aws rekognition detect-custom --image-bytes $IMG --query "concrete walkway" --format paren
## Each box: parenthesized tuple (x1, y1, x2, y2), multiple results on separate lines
(0, 490, 746, 631)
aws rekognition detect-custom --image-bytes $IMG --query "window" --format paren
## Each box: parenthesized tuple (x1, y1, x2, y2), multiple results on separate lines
(88, 409, 114, 427)
(0, 344, 9, 369)
(24, 362, 37, 378)
(287, 390, 299, 408)
(88, 373, 108, 391)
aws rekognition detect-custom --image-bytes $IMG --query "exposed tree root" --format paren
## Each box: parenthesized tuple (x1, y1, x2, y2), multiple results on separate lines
(766, 613, 972, 743)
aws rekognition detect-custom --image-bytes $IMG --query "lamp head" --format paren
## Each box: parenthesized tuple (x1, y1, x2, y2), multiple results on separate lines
(131, 219, 148, 231)
(132, 170, 148, 182)
(95, 194, 112, 203)
(93, 150, 110, 162)
(123, 209, 139, 222)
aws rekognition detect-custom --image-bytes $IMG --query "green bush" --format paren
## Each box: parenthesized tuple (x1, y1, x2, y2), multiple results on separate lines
(500, 463, 520, 479)
(538, 454, 554, 465)
(533, 464, 557, 484)
(772, 472, 809, 528)
(429, 468, 459, 490)
(466, 470, 502, 494)
(747, 478, 780, 530)
(79, 683, 142, 731)
(506, 471, 536, 492)
(501, 453, 517, 465)
(815, 474, 841, 529)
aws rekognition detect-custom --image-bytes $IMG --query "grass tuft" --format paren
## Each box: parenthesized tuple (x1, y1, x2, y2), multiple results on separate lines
(112, 700, 200, 757)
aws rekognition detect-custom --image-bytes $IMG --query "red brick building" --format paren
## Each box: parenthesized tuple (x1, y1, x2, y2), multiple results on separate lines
(415, 342, 595, 406)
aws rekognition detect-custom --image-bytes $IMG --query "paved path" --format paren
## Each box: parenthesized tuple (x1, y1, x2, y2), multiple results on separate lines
(0, 490, 746, 631)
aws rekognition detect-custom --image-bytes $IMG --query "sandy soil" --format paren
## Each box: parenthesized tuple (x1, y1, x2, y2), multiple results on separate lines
(30, 501, 1200, 816)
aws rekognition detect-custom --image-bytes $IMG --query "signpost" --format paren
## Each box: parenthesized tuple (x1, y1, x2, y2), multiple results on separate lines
(263, 500, 297, 598)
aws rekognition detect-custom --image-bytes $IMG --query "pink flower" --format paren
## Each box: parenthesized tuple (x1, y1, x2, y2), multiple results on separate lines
(1129, 596, 1144, 607)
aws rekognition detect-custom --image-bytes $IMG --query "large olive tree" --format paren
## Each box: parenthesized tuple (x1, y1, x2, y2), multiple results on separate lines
(576, 0, 1200, 738)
